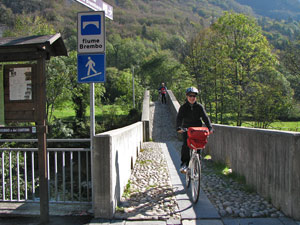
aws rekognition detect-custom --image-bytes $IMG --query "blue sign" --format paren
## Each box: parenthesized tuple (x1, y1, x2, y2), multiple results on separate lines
(81, 15, 101, 36)
(77, 11, 105, 53)
(77, 54, 105, 83)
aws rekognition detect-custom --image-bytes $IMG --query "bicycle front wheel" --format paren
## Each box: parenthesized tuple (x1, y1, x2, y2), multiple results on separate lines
(185, 167, 191, 188)
(190, 155, 201, 203)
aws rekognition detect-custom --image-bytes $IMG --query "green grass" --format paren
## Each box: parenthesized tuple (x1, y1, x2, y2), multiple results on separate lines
(241, 121, 300, 132)
(51, 102, 76, 120)
(116, 206, 125, 212)
(267, 121, 300, 132)
(137, 159, 152, 165)
(123, 180, 133, 198)
(51, 102, 129, 122)
(204, 158, 256, 193)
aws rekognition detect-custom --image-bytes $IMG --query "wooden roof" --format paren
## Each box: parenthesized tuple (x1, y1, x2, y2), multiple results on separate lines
(0, 33, 68, 62)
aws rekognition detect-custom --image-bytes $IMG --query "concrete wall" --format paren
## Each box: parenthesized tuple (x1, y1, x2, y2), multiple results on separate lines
(166, 90, 180, 125)
(166, 90, 300, 220)
(207, 125, 300, 220)
(141, 90, 151, 141)
(93, 122, 143, 218)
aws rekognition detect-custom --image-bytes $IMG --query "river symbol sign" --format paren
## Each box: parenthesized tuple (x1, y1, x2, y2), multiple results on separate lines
(77, 11, 105, 54)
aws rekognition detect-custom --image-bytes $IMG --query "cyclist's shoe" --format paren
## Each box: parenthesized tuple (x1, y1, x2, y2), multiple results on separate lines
(180, 165, 188, 174)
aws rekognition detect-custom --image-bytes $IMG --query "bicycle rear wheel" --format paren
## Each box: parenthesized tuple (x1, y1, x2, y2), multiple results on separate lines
(190, 155, 201, 203)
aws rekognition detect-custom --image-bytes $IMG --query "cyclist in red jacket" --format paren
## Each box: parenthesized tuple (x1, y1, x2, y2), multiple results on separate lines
(176, 87, 213, 173)
(158, 83, 167, 104)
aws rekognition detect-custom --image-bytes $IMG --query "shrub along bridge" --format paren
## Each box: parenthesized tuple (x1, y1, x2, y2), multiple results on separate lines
(0, 90, 299, 221)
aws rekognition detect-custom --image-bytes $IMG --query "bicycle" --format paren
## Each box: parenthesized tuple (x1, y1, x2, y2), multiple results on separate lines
(182, 127, 211, 203)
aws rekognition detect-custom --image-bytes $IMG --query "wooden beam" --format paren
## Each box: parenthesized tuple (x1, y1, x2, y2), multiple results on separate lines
(0, 51, 47, 62)
(36, 57, 49, 223)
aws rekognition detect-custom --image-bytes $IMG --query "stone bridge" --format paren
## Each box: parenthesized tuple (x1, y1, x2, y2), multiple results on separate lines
(92, 90, 300, 224)
(0, 90, 299, 225)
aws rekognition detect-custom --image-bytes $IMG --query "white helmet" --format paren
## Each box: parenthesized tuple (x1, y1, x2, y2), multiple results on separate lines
(186, 87, 199, 95)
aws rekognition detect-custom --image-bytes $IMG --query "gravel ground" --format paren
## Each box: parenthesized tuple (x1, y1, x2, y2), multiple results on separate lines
(114, 142, 181, 221)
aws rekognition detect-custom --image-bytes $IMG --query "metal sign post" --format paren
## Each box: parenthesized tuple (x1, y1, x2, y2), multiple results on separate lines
(90, 82, 95, 210)
(74, 0, 113, 20)
(77, 11, 106, 212)
(132, 66, 135, 108)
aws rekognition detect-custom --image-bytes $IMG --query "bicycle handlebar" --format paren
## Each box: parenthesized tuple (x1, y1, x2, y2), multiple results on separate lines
(177, 127, 213, 134)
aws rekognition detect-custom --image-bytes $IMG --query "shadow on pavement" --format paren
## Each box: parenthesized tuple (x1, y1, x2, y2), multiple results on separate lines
(0, 215, 93, 225)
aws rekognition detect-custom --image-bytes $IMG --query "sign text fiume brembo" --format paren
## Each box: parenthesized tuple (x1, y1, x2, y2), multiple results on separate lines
(79, 39, 103, 50)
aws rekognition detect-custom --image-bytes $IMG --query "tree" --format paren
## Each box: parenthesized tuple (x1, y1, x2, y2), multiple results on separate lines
(106, 34, 156, 70)
(186, 12, 293, 126)
(104, 67, 144, 108)
(64, 51, 89, 122)
(46, 57, 71, 122)
(212, 12, 281, 126)
(246, 68, 293, 128)
(161, 34, 187, 60)
(140, 50, 191, 100)
(3, 14, 55, 37)
(281, 39, 300, 101)
(185, 28, 234, 123)
(0, 4, 13, 27)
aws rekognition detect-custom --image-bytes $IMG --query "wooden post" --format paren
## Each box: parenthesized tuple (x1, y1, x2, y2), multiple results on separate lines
(36, 57, 49, 223)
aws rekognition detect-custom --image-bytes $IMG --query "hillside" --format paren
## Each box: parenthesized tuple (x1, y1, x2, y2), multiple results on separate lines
(0, 0, 300, 51)
(236, 0, 300, 20)
(0, 0, 299, 126)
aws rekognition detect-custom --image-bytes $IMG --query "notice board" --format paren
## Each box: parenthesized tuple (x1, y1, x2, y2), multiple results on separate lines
(3, 64, 37, 122)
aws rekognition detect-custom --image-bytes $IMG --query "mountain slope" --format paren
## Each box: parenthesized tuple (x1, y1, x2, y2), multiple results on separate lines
(0, 0, 299, 51)
(236, 0, 300, 19)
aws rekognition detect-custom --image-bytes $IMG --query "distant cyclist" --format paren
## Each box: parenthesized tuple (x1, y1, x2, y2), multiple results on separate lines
(176, 87, 213, 173)
(158, 82, 167, 104)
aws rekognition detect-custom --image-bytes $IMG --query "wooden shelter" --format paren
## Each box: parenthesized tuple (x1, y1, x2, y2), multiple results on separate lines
(0, 33, 67, 61)
(0, 33, 68, 223)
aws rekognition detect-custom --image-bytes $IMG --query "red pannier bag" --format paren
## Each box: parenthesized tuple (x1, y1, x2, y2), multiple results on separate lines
(187, 127, 209, 149)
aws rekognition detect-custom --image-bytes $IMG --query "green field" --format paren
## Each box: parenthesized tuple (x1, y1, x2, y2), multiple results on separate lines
(51, 103, 130, 122)
(267, 121, 300, 132)
(52, 104, 300, 132)
(242, 121, 300, 132)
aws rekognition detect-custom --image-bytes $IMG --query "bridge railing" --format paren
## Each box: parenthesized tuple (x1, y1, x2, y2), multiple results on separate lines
(166, 89, 300, 221)
(0, 139, 91, 204)
(207, 126, 300, 221)
(92, 122, 143, 219)
(141, 90, 151, 141)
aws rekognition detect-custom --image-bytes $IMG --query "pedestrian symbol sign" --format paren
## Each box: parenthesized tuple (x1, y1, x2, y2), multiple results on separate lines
(77, 54, 105, 83)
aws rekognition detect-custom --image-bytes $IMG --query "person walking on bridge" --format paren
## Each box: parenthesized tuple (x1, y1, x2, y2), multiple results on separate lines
(176, 87, 213, 173)
(158, 82, 167, 104)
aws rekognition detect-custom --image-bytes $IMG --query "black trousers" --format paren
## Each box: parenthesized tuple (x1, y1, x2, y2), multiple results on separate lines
(161, 93, 166, 104)
(181, 132, 190, 166)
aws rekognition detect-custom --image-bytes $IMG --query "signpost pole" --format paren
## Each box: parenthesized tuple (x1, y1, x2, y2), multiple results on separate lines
(90, 82, 95, 209)
(132, 66, 135, 108)
(77, 11, 106, 212)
